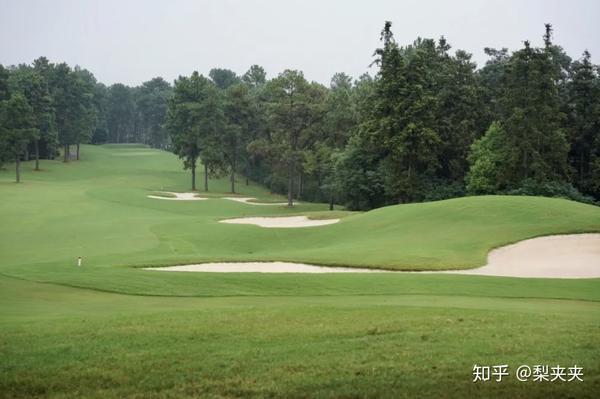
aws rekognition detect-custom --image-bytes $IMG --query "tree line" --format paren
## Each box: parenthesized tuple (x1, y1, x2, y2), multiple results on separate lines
(1, 22, 599, 208)
(0, 58, 173, 180)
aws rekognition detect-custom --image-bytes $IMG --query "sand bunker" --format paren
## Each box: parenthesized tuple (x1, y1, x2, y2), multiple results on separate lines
(223, 197, 296, 206)
(147, 192, 207, 201)
(219, 216, 339, 228)
(145, 262, 386, 273)
(144, 234, 600, 278)
(439, 233, 600, 279)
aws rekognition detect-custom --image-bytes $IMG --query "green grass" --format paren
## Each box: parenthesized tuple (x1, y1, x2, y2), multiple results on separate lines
(1, 144, 599, 398)
(1, 276, 599, 398)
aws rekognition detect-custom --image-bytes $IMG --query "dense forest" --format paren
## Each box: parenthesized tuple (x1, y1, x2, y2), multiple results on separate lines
(1, 22, 599, 209)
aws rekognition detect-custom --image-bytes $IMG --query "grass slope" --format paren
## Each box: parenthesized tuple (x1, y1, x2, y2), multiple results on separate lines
(1, 144, 599, 398)
(0, 145, 599, 296)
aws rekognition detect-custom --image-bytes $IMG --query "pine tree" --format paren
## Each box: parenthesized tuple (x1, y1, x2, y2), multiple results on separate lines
(497, 25, 569, 186)
(0, 93, 39, 182)
(567, 50, 600, 197)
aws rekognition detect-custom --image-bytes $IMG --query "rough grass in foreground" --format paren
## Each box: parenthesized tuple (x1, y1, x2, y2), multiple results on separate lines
(1, 276, 598, 399)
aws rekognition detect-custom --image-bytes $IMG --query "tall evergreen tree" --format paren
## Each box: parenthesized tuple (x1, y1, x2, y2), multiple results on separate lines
(567, 50, 600, 197)
(47, 63, 79, 162)
(468, 25, 570, 194)
(166, 72, 225, 191)
(223, 83, 255, 193)
(8, 65, 57, 169)
(498, 25, 569, 185)
(209, 68, 240, 90)
(107, 83, 134, 143)
(248, 70, 324, 205)
(435, 48, 481, 181)
(0, 64, 9, 101)
(359, 22, 441, 203)
(0, 93, 39, 182)
(136, 77, 172, 148)
(242, 65, 267, 88)
(72, 67, 98, 160)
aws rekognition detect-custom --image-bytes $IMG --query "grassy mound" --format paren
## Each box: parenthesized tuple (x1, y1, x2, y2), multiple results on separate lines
(0, 144, 599, 297)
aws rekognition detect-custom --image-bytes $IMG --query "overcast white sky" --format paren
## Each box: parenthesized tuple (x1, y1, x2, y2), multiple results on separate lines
(1, 0, 599, 86)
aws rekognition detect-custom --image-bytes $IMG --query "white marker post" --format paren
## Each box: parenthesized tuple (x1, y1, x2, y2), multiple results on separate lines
(77, 256, 82, 267)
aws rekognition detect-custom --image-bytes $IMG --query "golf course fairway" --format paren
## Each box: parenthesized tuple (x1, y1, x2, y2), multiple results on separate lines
(1, 144, 599, 398)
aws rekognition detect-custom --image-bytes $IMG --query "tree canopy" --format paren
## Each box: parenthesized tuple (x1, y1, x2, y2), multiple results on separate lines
(2, 22, 599, 207)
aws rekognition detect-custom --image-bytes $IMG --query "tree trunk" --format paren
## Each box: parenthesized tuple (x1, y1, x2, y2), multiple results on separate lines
(245, 176, 249, 186)
(204, 161, 209, 192)
(580, 151, 584, 188)
(76, 143, 80, 161)
(34, 140, 40, 171)
(191, 162, 196, 191)
(230, 160, 236, 193)
(287, 165, 294, 207)
(24, 148, 29, 162)
(63, 144, 69, 162)
(329, 189, 334, 211)
(297, 172, 303, 200)
(522, 151, 528, 179)
(15, 155, 20, 183)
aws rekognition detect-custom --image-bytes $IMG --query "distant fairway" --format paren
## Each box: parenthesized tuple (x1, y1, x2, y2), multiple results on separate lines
(1, 145, 599, 398)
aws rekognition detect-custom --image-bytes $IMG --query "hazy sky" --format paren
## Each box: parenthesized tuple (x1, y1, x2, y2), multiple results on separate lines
(1, 0, 599, 86)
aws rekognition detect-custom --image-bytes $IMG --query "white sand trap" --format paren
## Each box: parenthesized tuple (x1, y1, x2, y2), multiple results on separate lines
(219, 216, 339, 228)
(143, 234, 600, 278)
(438, 234, 600, 278)
(145, 262, 387, 273)
(223, 197, 296, 206)
(147, 192, 207, 201)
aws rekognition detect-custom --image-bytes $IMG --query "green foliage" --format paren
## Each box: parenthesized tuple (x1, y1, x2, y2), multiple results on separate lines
(466, 121, 508, 194)
(3, 22, 600, 207)
(506, 179, 597, 205)
(106, 83, 134, 143)
(249, 70, 326, 205)
(209, 68, 240, 89)
(0, 92, 39, 181)
(166, 72, 225, 190)
(91, 82, 110, 143)
(497, 32, 570, 185)
(72, 67, 98, 147)
(6, 63, 57, 166)
(421, 177, 465, 202)
(242, 64, 267, 87)
(478, 47, 510, 131)
(135, 77, 172, 148)
(45, 62, 97, 160)
(222, 83, 255, 192)
(334, 135, 385, 210)
(339, 22, 483, 206)
(566, 50, 600, 198)
(436, 49, 482, 180)
(467, 27, 586, 201)
(0, 64, 9, 101)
